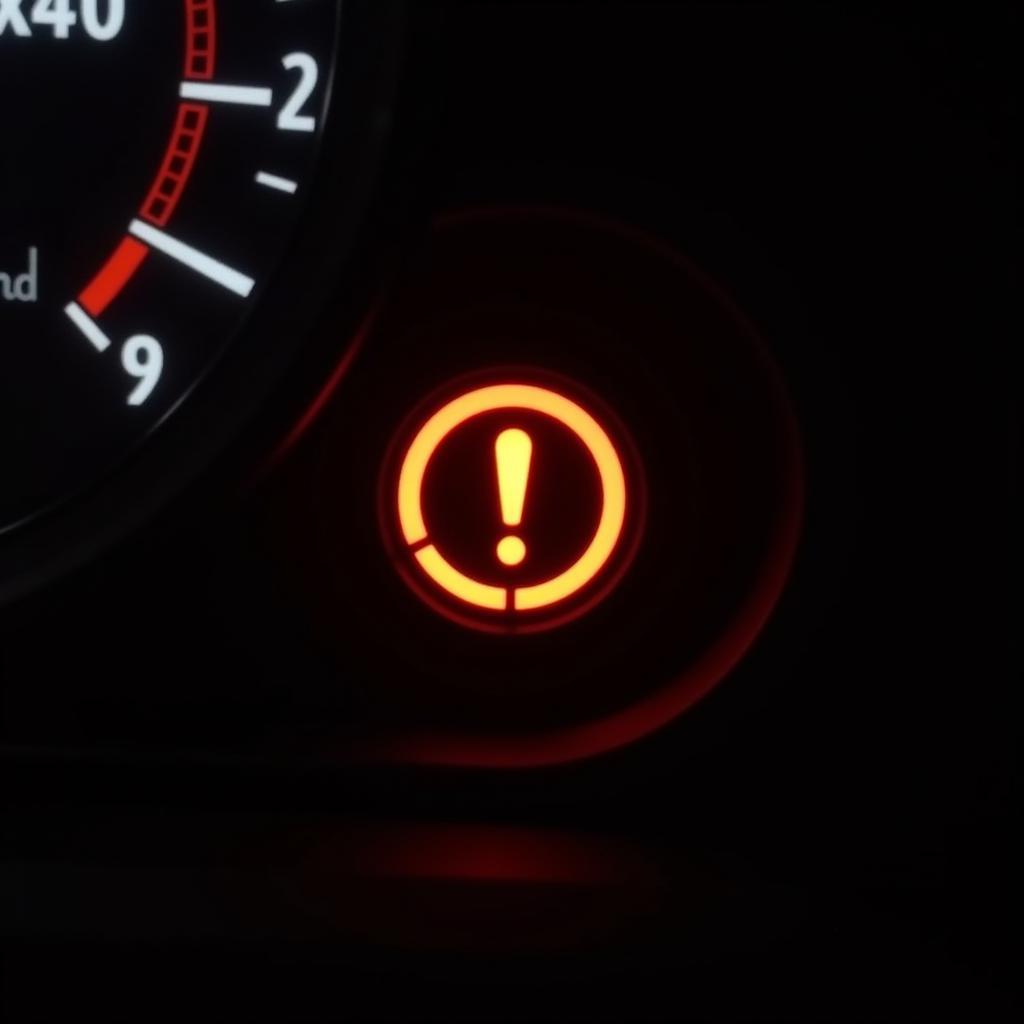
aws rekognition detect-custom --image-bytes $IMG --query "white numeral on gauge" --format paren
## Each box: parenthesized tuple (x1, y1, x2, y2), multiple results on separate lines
(2, 0, 125, 40)
(30, 0, 76, 39)
(121, 335, 163, 406)
(80, 0, 123, 41)
(277, 52, 318, 132)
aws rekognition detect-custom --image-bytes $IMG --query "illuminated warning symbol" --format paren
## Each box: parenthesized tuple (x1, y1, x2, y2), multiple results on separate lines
(494, 427, 532, 567)
(389, 381, 640, 630)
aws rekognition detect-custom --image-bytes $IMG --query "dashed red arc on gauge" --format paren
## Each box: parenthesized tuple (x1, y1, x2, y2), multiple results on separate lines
(184, 0, 216, 80)
(139, 103, 210, 228)
(78, 0, 217, 318)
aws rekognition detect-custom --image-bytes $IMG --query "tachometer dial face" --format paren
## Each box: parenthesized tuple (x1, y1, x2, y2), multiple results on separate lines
(0, 0, 340, 533)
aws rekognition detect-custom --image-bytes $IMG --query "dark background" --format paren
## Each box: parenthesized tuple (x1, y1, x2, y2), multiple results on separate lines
(1, 3, 1016, 1020)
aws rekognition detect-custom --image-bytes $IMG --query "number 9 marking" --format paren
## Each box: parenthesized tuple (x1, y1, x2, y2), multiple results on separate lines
(121, 335, 164, 406)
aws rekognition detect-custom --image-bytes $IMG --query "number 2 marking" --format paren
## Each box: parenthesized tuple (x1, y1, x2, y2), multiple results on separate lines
(277, 52, 318, 133)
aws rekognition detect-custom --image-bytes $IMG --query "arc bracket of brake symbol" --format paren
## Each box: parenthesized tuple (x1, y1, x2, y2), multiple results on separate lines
(389, 379, 642, 631)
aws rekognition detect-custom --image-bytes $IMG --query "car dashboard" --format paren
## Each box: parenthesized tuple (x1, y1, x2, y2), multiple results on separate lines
(0, 3, 1014, 1020)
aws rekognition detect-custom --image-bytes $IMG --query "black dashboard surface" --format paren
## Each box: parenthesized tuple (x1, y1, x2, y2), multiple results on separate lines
(1, 4, 1015, 1020)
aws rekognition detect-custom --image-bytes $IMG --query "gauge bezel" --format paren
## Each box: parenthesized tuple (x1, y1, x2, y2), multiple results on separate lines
(361, 211, 805, 767)
(263, 205, 805, 768)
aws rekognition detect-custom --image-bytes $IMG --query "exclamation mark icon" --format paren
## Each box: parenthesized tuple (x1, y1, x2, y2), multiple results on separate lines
(494, 427, 533, 566)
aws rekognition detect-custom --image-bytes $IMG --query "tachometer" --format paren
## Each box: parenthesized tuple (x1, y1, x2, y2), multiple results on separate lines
(0, 0, 401, 596)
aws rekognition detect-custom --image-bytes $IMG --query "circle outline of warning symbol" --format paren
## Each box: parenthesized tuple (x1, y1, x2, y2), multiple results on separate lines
(395, 383, 628, 616)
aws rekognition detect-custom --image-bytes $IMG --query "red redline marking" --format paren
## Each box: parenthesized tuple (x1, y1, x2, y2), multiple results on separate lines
(184, 0, 217, 81)
(79, 237, 150, 318)
(140, 103, 209, 227)
(71, 2, 219, 317)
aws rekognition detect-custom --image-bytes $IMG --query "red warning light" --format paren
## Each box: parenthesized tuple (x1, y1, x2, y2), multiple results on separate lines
(386, 378, 642, 631)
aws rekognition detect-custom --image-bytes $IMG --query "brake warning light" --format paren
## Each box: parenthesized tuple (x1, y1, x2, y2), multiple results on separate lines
(385, 379, 642, 632)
